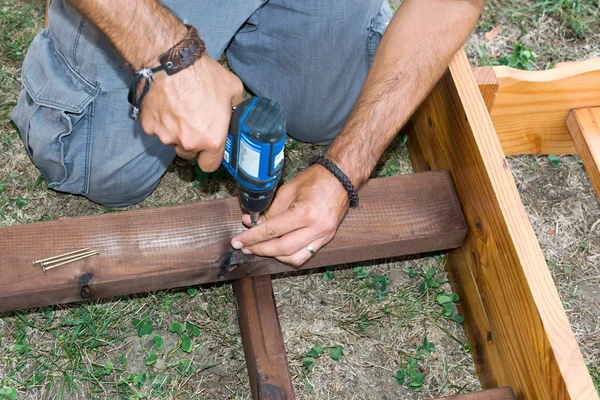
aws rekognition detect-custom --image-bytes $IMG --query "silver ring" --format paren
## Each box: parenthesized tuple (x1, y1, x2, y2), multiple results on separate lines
(306, 244, 316, 256)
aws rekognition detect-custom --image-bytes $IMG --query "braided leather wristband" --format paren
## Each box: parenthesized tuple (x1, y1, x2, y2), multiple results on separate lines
(128, 25, 205, 119)
(309, 155, 359, 208)
(159, 25, 205, 75)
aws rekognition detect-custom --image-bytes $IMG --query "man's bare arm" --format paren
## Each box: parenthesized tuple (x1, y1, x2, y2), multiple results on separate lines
(231, 0, 485, 266)
(326, 0, 486, 188)
(67, 1, 243, 172)
(69, 0, 186, 69)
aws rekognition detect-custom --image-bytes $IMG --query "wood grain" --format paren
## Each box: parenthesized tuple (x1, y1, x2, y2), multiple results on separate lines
(567, 107, 600, 199)
(234, 276, 295, 400)
(435, 387, 515, 400)
(405, 50, 598, 400)
(473, 58, 600, 155)
(0, 171, 467, 313)
(473, 66, 499, 113)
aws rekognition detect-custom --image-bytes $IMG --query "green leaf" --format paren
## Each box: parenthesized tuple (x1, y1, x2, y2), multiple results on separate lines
(169, 321, 185, 335)
(181, 334, 193, 353)
(548, 155, 562, 167)
(407, 372, 424, 391)
(323, 270, 335, 281)
(450, 293, 459, 303)
(416, 336, 435, 357)
(153, 334, 164, 350)
(187, 287, 198, 297)
(359, 315, 369, 330)
(177, 359, 195, 376)
(186, 322, 201, 337)
(403, 267, 416, 278)
(104, 361, 113, 375)
(135, 372, 147, 388)
(425, 268, 436, 280)
(27, 372, 45, 388)
(436, 293, 453, 305)
(306, 346, 324, 358)
(452, 314, 464, 324)
(119, 354, 127, 367)
(371, 275, 388, 298)
(132, 314, 153, 337)
(146, 351, 157, 366)
(329, 346, 344, 361)
(442, 302, 454, 317)
(395, 369, 406, 385)
(0, 387, 16, 400)
(302, 358, 316, 372)
(353, 266, 369, 279)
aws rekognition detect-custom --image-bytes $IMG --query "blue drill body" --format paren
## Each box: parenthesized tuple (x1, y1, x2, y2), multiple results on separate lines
(222, 97, 286, 222)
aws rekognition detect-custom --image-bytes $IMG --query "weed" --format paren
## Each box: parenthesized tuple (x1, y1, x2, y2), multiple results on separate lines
(499, 43, 536, 70)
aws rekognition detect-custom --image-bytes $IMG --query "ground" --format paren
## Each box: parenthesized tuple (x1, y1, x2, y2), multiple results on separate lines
(0, 0, 599, 399)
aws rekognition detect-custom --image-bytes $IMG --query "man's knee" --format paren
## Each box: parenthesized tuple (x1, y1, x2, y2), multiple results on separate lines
(86, 142, 175, 207)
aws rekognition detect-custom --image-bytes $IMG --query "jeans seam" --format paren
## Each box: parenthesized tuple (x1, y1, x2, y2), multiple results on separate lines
(72, 17, 85, 71)
(83, 101, 94, 195)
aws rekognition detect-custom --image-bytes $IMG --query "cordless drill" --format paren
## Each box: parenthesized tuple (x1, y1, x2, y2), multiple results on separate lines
(222, 97, 286, 226)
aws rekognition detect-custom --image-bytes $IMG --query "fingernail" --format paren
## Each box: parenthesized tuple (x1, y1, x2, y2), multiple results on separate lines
(232, 241, 243, 249)
(241, 248, 252, 255)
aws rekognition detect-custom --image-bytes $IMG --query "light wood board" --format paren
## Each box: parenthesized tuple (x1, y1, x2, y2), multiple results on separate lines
(405, 49, 598, 400)
(474, 58, 600, 155)
(567, 107, 600, 200)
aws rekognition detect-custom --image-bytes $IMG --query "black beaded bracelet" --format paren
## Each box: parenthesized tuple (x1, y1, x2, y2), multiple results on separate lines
(309, 155, 359, 208)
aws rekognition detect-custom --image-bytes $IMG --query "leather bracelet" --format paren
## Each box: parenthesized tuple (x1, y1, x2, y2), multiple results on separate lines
(159, 24, 205, 76)
(309, 155, 359, 208)
(127, 25, 205, 119)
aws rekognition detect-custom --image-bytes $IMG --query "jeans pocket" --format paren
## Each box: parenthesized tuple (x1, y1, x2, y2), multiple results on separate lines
(10, 29, 100, 195)
(366, 1, 393, 71)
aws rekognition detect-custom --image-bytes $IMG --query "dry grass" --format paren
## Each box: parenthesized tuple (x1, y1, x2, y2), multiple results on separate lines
(1, 0, 599, 398)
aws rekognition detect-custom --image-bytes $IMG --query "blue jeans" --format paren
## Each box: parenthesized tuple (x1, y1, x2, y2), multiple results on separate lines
(11, 0, 392, 206)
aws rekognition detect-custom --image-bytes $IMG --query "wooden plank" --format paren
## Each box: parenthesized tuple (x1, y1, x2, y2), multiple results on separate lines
(404, 49, 598, 400)
(435, 387, 515, 400)
(473, 66, 499, 113)
(473, 58, 600, 155)
(0, 171, 467, 313)
(234, 276, 295, 400)
(567, 107, 600, 199)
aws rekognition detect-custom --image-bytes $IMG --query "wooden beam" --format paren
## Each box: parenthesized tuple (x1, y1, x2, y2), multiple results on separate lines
(567, 107, 600, 199)
(473, 58, 600, 155)
(0, 171, 467, 313)
(435, 387, 515, 400)
(404, 50, 598, 400)
(234, 276, 295, 400)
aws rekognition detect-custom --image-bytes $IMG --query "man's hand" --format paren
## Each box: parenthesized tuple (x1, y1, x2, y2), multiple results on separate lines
(231, 165, 349, 266)
(140, 56, 243, 172)
(69, 0, 244, 172)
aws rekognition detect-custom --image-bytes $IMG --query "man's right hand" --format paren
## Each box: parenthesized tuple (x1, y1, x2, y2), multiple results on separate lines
(139, 56, 244, 172)
(68, 0, 244, 172)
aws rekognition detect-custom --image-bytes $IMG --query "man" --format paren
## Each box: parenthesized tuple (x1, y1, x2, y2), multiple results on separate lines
(12, 0, 485, 266)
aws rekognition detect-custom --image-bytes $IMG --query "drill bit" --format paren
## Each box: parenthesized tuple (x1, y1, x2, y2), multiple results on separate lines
(250, 212, 259, 227)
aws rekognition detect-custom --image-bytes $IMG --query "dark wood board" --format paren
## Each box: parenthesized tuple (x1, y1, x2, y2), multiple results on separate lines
(234, 276, 295, 400)
(0, 171, 467, 313)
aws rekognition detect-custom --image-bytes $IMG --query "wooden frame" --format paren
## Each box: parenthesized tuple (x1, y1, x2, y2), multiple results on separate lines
(3, 38, 600, 397)
(405, 51, 598, 399)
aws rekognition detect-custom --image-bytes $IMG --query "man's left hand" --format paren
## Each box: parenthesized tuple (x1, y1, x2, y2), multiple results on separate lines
(230, 165, 349, 266)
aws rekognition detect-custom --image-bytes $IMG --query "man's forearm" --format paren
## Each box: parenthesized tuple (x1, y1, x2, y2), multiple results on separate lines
(69, 0, 186, 69)
(326, 0, 485, 188)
